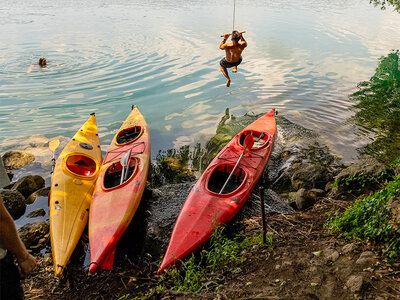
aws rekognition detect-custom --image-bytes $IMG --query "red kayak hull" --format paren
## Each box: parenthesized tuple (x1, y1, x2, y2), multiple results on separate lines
(88, 106, 150, 274)
(158, 109, 276, 274)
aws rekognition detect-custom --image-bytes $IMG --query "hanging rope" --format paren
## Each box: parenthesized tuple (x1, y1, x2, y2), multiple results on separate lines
(232, 0, 236, 31)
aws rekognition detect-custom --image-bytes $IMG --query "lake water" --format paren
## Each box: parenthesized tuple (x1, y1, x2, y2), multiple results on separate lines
(1, 0, 399, 162)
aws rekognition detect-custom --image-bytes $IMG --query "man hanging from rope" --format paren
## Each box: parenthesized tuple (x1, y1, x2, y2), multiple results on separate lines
(219, 31, 247, 87)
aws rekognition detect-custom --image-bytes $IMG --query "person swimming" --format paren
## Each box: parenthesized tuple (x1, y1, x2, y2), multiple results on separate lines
(27, 57, 48, 73)
(38, 57, 47, 67)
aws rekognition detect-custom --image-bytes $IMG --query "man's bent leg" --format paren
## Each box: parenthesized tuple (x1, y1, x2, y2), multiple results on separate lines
(232, 66, 237, 73)
(220, 65, 231, 87)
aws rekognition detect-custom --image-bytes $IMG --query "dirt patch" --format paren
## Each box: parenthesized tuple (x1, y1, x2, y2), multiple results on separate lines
(22, 198, 400, 300)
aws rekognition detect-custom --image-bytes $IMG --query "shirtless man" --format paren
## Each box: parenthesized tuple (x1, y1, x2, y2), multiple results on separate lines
(219, 30, 247, 87)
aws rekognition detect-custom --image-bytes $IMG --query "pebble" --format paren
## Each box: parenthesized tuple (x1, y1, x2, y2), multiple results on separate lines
(345, 275, 364, 293)
(327, 250, 340, 263)
(356, 251, 376, 266)
(342, 243, 356, 254)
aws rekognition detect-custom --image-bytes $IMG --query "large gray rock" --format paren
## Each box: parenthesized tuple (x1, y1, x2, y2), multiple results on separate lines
(11, 175, 45, 199)
(0, 189, 26, 220)
(333, 158, 394, 195)
(291, 163, 332, 191)
(18, 221, 49, 252)
(2, 150, 35, 170)
(295, 188, 324, 210)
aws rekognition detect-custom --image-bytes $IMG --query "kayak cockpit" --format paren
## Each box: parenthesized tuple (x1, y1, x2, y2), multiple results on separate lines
(103, 158, 137, 189)
(207, 164, 246, 194)
(65, 155, 97, 177)
(116, 126, 143, 145)
(239, 131, 270, 149)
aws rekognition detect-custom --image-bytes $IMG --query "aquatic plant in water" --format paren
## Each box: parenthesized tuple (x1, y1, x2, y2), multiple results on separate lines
(150, 109, 260, 186)
(351, 50, 400, 163)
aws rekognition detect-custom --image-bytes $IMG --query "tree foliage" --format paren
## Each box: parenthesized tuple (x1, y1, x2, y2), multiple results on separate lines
(370, 0, 400, 12)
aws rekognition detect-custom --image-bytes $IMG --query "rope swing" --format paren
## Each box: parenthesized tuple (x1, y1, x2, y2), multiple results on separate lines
(232, 0, 236, 31)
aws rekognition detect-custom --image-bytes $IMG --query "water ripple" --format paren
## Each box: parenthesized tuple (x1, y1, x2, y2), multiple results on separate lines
(1, 0, 400, 162)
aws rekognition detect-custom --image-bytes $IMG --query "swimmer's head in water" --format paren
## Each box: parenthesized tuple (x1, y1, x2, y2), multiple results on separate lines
(231, 31, 241, 42)
(39, 58, 47, 66)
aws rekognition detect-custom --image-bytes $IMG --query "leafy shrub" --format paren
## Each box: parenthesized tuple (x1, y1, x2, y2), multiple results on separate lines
(333, 170, 393, 195)
(328, 175, 400, 259)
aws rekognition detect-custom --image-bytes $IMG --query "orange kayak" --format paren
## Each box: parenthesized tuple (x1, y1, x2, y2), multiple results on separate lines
(49, 113, 102, 277)
(158, 109, 276, 274)
(88, 105, 150, 274)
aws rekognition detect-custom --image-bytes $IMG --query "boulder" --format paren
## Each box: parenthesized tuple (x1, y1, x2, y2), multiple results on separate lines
(2, 150, 35, 170)
(25, 186, 50, 204)
(291, 163, 332, 191)
(27, 208, 46, 218)
(270, 161, 304, 193)
(388, 197, 400, 224)
(0, 189, 26, 220)
(333, 158, 394, 196)
(295, 188, 318, 210)
(11, 175, 45, 199)
(17, 222, 49, 252)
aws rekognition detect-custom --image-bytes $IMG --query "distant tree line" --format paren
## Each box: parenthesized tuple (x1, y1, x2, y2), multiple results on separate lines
(370, 0, 400, 12)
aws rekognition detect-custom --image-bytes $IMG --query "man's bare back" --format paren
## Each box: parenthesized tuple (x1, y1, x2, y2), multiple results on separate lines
(219, 31, 247, 87)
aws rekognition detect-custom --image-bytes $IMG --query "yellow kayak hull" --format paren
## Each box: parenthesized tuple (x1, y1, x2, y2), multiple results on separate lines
(49, 113, 102, 277)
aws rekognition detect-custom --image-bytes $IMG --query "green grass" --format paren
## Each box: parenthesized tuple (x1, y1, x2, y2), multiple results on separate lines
(159, 226, 272, 292)
(327, 170, 400, 260)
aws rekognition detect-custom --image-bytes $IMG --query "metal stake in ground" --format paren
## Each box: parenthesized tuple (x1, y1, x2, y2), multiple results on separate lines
(259, 186, 267, 244)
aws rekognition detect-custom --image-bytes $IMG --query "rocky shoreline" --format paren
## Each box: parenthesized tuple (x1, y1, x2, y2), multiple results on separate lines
(1, 111, 399, 299)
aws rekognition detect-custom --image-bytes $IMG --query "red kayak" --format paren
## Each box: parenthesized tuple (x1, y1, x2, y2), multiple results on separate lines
(88, 105, 150, 274)
(158, 109, 276, 274)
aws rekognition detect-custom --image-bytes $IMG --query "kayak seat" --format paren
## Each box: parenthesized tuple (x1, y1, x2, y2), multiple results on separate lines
(239, 131, 269, 149)
(208, 164, 245, 194)
(104, 159, 136, 189)
(66, 155, 97, 177)
(116, 126, 143, 145)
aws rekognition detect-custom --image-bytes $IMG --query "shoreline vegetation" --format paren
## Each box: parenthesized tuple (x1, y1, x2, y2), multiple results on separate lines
(1, 49, 399, 299)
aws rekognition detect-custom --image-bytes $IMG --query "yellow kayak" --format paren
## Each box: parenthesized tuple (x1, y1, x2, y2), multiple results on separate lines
(49, 113, 102, 277)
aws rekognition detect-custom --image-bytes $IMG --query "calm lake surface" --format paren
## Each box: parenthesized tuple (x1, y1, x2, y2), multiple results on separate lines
(1, 0, 399, 162)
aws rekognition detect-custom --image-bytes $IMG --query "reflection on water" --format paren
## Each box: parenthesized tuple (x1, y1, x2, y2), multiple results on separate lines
(1, 0, 400, 164)
(350, 50, 400, 163)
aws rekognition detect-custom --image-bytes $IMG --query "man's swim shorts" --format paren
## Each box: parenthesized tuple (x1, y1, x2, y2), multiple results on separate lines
(220, 57, 242, 69)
